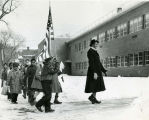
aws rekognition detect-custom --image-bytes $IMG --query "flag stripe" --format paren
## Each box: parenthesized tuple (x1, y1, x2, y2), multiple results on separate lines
(1, 49, 4, 62)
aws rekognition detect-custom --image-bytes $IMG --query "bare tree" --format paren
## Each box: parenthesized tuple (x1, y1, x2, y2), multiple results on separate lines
(0, 30, 25, 64)
(0, 0, 19, 24)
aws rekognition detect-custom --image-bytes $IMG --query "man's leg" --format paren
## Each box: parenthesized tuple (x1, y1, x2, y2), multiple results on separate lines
(54, 93, 62, 104)
(36, 81, 54, 112)
(11, 93, 15, 103)
(14, 93, 18, 103)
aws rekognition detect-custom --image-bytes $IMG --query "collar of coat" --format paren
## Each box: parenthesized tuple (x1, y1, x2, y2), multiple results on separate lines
(90, 47, 97, 51)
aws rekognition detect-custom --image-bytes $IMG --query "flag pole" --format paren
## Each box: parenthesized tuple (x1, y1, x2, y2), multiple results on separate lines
(48, 0, 54, 57)
(49, 30, 51, 56)
(48, 0, 51, 56)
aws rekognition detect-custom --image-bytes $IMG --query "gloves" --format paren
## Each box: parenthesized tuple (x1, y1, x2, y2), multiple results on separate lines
(94, 73, 98, 80)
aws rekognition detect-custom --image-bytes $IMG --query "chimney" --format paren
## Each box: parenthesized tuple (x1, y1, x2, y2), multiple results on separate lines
(27, 47, 29, 51)
(117, 7, 122, 13)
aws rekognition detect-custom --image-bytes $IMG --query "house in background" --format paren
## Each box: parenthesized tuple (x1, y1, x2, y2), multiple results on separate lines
(18, 47, 38, 64)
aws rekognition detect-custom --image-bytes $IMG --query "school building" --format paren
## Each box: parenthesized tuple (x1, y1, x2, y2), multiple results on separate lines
(66, 2, 149, 76)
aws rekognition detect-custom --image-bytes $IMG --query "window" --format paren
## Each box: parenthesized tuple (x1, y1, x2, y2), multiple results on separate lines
(81, 42, 84, 50)
(145, 13, 149, 28)
(78, 63, 81, 69)
(121, 56, 124, 67)
(99, 32, 105, 43)
(128, 54, 134, 66)
(134, 54, 138, 65)
(84, 62, 87, 69)
(107, 28, 115, 41)
(130, 16, 143, 33)
(145, 51, 149, 65)
(84, 40, 87, 49)
(81, 62, 84, 69)
(110, 57, 116, 67)
(124, 56, 128, 67)
(103, 59, 107, 68)
(138, 52, 143, 65)
(75, 44, 78, 52)
(117, 23, 127, 37)
(79, 43, 81, 51)
(117, 56, 121, 67)
(75, 63, 79, 70)
(107, 58, 110, 68)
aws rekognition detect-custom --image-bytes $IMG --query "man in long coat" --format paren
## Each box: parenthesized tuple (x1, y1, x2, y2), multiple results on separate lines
(35, 57, 57, 113)
(85, 39, 107, 104)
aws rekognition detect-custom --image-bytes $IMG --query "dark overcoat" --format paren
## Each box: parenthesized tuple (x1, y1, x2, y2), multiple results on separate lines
(85, 48, 106, 93)
(24, 65, 37, 90)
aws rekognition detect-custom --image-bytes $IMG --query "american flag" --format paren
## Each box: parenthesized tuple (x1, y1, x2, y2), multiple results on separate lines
(47, 6, 52, 31)
(1, 49, 4, 62)
(44, 5, 54, 58)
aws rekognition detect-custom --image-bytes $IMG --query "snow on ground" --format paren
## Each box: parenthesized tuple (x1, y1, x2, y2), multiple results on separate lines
(0, 75, 149, 120)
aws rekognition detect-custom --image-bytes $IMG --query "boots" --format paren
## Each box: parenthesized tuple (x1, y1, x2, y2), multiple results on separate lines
(54, 95, 62, 104)
(88, 94, 101, 104)
(35, 104, 43, 112)
(88, 95, 96, 104)
(45, 106, 55, 113)
(94, 98, 101, 104)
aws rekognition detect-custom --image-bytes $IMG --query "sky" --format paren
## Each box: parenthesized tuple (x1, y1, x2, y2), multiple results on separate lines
(0, 0, 141, 49)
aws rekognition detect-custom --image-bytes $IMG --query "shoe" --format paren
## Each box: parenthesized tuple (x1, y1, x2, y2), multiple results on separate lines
(94, 99, 101, 104)
(35, 104, 43, 112)
(54, 100, 62, 104)
(45, 108, 55, 113)
(88, 96, 96, 104)
(12, 101, 18, 104)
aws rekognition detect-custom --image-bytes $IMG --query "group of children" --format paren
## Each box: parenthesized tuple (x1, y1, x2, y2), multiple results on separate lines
(1, 57, 64, 112)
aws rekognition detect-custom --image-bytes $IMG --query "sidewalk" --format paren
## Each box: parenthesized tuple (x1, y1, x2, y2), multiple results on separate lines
(0, 75, 148, 120)
(0, 94, 135, 120)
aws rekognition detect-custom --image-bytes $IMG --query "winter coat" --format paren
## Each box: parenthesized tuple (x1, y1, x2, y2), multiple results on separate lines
(41, 57, 62, 92)
(7, 69, 23, 94)
(24, 65, 37, 90)
(41, 58, 60, 81)
(31, 65, 42, 91)
(85, 48, 107, 93)
(1, 68, 8, 87)
(1, 68, 7, 81)
(51, 73, 62, 93)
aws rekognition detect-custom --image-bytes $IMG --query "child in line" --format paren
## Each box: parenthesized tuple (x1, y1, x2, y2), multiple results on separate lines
(7, 62, 23, 104)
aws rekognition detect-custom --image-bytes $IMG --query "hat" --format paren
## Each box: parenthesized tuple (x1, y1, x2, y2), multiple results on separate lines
(90, 39, 99, 47)
(13, 62, 19, 67)
(31, 58, 36, 62)
(43, 56, 53, 64)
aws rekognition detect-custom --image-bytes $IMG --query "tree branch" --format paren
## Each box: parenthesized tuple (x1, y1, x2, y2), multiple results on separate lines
(2, 0, 9, 13)
(0, 19, 8, 26)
